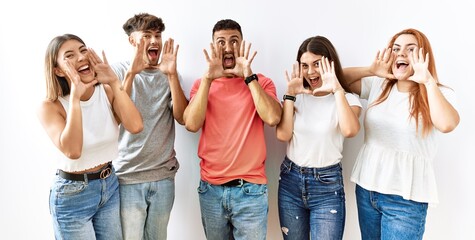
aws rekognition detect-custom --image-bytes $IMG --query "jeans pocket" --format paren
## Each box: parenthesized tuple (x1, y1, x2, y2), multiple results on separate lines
(197, 180, 209, 194)
(55, 180, 87, 197)
(317, 168, 342, 184)
(280, 160, 291, 174)
(242, 183, 267, 196)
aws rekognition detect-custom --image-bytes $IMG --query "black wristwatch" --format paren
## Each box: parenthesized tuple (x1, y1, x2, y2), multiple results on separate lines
(283, 94, 296, 102)
(244, 74, 258, 85)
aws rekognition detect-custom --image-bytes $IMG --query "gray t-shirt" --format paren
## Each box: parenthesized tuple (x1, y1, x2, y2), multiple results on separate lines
(111, 61, 181, 184)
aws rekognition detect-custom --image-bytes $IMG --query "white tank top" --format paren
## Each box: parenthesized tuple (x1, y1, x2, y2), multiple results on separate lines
(57, 84, 119, 172)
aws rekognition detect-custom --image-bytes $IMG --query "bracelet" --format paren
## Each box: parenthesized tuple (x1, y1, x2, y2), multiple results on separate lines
(244, 74, 258, 85)
(283, 94, 296, 102)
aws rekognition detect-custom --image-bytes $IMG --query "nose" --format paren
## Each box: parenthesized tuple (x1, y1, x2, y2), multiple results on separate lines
(224, 41, 234, 52)
(308, 65, 317, 75)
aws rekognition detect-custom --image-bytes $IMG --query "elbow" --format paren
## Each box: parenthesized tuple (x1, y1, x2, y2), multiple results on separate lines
(341, 126, 360, 138)
(276, 131, 291, 142)
(65, 151, 81, 160)
(437, 122, 459, 133)
(129, 123, 144, 134)
(184, 121, 201, 133)
(265, 114, 282, 127)
(435, 114, 460, 133)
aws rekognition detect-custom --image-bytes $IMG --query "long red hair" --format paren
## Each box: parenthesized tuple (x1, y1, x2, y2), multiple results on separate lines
(370, 28, 438, 137)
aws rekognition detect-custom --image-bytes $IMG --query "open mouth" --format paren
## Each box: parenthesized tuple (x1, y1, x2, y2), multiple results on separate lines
(223, 55, 235, 69)
(77, 64, 91, 74)
(148, 48, 159, 60)
(396, 61, 409, 70)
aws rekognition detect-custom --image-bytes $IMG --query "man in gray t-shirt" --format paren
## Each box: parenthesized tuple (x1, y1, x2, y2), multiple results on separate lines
(111, 13, 188, 240)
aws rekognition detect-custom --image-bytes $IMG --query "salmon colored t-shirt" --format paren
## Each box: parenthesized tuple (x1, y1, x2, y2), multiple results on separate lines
(189, 74, 278, 185)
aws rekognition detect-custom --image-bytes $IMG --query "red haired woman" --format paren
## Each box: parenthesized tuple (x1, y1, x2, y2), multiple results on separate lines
(344, 28, 459, 239)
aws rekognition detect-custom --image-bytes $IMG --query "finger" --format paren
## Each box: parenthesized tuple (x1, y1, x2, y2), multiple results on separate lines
(248, 51, 257, 64)
(163, 39, 169, 54)
(84, 80, 98, 89)
(239, 40, 245, 57)
(102, 50, 109, 64)
(292, 62, 299, 78)
(331, 60, 335, 74)
(245, 42, 252, 59)
(174, 44, 179, 57)
(374, 50, 381, 61)
(285, 70, 291, 83)
(234, 42, 240, 58)
(209, 43, 216, 58)
(383, 48, 391, 62)
(425, 52, 429, 65)
(299, 64, 304, 79)
(203, 49, 211, 63)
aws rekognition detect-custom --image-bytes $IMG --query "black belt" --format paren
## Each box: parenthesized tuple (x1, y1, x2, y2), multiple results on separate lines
(221, 179, 247, 187)
(58, 162, 113, 181)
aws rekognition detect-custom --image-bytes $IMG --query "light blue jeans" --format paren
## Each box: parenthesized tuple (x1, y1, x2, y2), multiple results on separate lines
(278, 157, 346, 240)
(197, 180, 268, 240)
(119, 178, 175, 240)
(355, 184, 428, 240)
(50, 168, 122, 240)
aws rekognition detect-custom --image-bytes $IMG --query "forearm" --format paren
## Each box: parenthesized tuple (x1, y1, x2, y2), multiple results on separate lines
(168, 73, 188, 125)
(425, 80, 460, 133)
(343, 67, 372, 94)
(276, 100, 294, 142)
(109, 80, 143, 134)
(247, 81, 282, 126)
(60, 99, 83, 159)
(184, 78, 211, 132)
(122, 70, 136, 96)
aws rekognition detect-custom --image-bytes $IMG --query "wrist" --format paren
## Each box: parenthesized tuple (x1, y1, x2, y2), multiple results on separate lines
(244, 73, 258, 85)
(283, 94, 296, 102)
(333, 87, 344, 94)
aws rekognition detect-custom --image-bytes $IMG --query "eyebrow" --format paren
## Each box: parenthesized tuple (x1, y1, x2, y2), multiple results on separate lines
(393, 43, 418, 47)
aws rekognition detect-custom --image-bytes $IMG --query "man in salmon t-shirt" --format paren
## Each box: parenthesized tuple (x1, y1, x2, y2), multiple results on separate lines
(183, 19, 282, 240)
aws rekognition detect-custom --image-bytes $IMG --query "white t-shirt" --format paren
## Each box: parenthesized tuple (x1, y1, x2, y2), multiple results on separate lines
(351, 77, 457, 205)
(287, 92, 361, 168)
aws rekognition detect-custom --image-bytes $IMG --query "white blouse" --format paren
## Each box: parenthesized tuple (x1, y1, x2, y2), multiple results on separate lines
(351, 77, 457, 205)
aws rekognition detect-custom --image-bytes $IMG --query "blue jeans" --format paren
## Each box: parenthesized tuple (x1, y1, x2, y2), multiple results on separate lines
(355, 184, 428, 240)
(119, 178, 175, 240)
(197, 180, 268, 240)
(278, 157, 346, 240)
(50, 168, 122, 240)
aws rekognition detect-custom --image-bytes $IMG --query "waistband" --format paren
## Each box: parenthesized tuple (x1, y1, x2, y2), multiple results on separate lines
(283, 156, 341, 174)
(57, 162, 113, 181)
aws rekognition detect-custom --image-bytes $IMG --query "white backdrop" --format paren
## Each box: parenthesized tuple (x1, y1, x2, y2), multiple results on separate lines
(0, 0, 474, 239)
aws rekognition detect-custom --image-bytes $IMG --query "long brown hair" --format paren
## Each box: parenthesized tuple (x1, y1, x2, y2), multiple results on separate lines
(296, 36, 349, 92)
(44, 34, 85, 101)
(370, 29, 438, 136)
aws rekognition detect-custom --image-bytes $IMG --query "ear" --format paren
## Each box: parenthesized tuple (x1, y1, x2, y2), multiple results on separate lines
(54, 67, 66, 77)
(128, 35, 136, 47)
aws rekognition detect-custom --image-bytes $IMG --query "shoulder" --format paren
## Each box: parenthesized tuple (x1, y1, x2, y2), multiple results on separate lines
(37, 99, 66, 121)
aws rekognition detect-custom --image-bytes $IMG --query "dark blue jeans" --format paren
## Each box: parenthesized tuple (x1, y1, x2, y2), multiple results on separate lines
(355, 184, 428, 240)
(278, 157, 345, 240)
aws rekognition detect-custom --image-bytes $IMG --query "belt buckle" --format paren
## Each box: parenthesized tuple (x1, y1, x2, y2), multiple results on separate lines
(100, 167, 112, 179)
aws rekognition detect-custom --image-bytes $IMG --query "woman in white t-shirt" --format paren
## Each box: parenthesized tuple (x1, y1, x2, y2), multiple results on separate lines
(276, 36, 362, 240)
(344, 28, 460, 240)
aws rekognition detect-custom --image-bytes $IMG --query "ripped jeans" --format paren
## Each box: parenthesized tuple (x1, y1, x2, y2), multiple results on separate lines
(278, 157, 345, 240)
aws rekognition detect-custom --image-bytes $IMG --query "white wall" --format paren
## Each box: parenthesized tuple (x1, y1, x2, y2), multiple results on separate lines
(0, 0, 473, 239)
